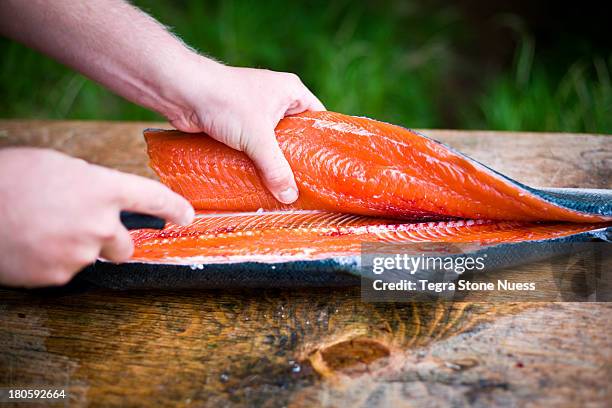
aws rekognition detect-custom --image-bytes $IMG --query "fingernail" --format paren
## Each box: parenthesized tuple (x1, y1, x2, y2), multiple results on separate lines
(278, 187, 298, 204)
(181, 206, 195, 225)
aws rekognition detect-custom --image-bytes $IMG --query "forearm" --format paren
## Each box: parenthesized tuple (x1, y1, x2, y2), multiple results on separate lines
(0, 0, 216, 120)
(0, 0, 324, 204)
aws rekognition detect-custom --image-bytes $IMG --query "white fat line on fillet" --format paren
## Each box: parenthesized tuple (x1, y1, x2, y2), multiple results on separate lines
(193, 209, 328, 218)
(128, 254, 359, 265)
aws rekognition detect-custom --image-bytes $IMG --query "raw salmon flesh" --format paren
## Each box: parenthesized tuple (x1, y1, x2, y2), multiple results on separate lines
(130, 111, 611, 266)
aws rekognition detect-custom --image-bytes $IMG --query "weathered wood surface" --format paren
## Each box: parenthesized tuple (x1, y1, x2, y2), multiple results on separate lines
(0, 120, 610, 407)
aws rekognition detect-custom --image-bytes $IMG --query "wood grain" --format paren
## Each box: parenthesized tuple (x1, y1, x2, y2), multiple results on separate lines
(0, 120, 610, 407)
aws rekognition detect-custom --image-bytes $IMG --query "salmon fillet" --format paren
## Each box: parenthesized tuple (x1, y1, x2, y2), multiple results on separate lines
(145, 111, 610, 223)
(130, 210, 611, 264)
(124, 111, 612, 268)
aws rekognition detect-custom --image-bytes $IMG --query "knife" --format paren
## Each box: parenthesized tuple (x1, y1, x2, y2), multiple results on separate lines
(119, 211, 166, 230)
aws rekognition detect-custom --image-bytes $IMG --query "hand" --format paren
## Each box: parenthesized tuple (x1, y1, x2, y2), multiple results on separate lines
(168, 62, 326, 204)
(0, 1, 325, 203)
(0, 148, 194, 287)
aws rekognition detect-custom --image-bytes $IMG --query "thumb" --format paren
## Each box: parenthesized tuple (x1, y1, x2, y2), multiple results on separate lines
(243, 127, 299, 204)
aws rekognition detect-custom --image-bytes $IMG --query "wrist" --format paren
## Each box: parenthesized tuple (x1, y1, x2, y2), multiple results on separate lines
(156, 52, 228, 130)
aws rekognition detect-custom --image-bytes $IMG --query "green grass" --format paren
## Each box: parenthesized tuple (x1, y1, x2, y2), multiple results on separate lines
(464, 31, 612, 133)
(0, 0, 610, 133)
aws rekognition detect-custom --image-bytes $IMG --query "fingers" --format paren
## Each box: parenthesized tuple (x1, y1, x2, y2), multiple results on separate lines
(285, 88, 326, 116)
(99, 224, 134, 263)
(244, 128, 299, 204)
(108, 169, 194, 226)
(302, 89, 326, 112)
(283, 73, 326, 115)
(244, 75, 325, 203)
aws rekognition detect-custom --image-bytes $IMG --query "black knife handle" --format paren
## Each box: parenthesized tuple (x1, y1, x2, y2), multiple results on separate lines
(120, 211, 166, 230)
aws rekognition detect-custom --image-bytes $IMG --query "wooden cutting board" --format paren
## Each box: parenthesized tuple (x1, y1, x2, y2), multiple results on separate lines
(0, 120, 610, 407)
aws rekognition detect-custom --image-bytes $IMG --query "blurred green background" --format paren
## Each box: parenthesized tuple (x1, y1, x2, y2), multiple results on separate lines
(1, 0, 610, 133)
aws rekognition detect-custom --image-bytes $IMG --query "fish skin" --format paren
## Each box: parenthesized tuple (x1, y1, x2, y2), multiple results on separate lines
(145, 111, 612, 222)
(83, 223, 610, 289)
